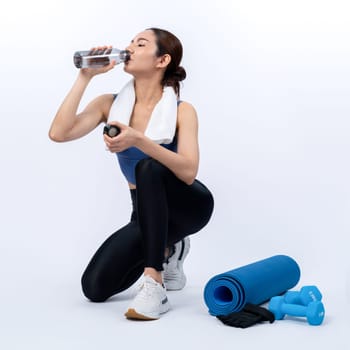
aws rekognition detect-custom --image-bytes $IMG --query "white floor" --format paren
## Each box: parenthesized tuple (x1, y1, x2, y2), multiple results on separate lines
(1, 252, 349, 350)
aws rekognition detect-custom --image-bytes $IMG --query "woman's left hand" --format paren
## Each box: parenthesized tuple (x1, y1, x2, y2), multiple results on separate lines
(103, 121, 142, 153)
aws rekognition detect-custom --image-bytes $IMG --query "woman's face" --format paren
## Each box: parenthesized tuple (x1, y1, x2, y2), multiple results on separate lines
(123, 30, 163, 76)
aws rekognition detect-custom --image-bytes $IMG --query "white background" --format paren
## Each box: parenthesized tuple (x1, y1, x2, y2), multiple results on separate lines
(0, 0, 349, 349)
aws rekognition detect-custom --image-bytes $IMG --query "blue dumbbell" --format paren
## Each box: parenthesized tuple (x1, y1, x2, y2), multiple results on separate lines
(269, 296, 325, 326)
(284, 285, 322, 305)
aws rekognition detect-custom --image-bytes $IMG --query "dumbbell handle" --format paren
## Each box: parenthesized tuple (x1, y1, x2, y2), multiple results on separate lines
(280, 303, 308, 317)
(284, 287, 322, 305)
(284, 291, 300, 304)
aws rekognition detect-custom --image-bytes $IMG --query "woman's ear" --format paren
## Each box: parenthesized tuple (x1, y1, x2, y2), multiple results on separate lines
(156, 54, 171, 68)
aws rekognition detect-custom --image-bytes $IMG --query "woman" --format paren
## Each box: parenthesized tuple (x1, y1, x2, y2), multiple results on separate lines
(49, 28, 214, 320)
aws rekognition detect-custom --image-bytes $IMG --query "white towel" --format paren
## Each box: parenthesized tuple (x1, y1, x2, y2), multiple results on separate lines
(108, 79, 178, 144)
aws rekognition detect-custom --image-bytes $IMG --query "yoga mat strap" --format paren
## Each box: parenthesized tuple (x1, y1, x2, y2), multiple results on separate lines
(216, 303, 275, 328)
(244, 303, 275, 323)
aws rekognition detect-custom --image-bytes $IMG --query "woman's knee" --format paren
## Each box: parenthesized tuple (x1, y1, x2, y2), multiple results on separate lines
(198, 188, 214, 229)
(203, 187, 215, 221)
(177, 182, 214, 233)
(81, 270, 109, 303)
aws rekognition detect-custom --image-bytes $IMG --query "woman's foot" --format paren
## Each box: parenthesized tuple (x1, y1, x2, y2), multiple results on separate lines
(125, 275, 170, 320)
(163, 237, 190, 291)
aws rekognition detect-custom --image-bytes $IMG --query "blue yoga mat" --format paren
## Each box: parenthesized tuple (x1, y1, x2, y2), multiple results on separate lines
(203, 255, 300, 316)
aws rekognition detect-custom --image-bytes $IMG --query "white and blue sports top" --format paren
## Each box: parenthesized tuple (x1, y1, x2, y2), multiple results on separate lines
(112, 95, 181, 185)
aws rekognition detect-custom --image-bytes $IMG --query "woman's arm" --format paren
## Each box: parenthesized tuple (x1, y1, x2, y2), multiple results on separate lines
(49, 60, 116, 142)
(104, 102, 200, 185)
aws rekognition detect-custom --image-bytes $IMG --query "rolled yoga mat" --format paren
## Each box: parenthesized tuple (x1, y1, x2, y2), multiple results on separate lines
(204, 255, 301, 316)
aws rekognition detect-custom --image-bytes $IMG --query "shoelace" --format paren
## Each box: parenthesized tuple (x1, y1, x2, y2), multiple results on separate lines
(136, 279, 162, 300)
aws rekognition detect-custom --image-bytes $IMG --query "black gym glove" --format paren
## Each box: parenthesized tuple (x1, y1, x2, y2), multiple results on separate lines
(216, 303, 275, 328)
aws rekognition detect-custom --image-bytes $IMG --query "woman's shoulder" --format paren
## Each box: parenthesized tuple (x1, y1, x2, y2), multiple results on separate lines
(177, 100, 198, 125)
(177, 100, 196, 112)
(177, 100, 196, 114)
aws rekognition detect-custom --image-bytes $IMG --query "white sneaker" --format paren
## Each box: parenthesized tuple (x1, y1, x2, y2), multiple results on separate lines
(163, 237, 190, 291)
(125, 275, 170, 320)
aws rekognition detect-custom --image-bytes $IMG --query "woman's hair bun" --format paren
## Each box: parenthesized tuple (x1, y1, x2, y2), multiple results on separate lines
(173, 66, 186, 82)
(163, 65, 187, 96)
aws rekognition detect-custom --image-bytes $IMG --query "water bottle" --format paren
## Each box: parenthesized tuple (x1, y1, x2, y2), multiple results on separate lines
(73, 48, 130, 69)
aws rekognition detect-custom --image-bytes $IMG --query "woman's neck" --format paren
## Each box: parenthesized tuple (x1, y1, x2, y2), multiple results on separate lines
(134, 78, 163, 107)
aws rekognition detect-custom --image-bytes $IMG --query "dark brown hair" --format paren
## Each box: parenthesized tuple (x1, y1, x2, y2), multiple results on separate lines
(147, 27, 186, 96)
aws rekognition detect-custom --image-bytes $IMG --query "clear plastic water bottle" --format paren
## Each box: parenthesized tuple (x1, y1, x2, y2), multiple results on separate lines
(73, 48, 130, 69)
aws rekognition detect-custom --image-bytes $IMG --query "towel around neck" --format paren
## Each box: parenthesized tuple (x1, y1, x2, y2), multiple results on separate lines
(108, 79, 178, 144)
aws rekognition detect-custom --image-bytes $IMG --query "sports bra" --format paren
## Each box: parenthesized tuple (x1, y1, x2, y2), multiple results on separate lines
(111, 94, 181, 185)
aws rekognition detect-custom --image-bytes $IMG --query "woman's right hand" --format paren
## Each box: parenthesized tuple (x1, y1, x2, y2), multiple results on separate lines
(79, 46, 116, 79)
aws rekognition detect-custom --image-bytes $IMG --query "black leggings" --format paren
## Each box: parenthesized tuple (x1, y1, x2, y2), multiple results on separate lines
(81, 158, 214, 302)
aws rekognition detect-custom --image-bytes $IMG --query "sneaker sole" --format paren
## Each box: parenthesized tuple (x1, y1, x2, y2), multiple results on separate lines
(125, 308, 159, 321)
(125, 302, 170, 320)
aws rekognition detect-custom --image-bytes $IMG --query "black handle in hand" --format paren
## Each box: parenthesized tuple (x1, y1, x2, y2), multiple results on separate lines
(103, 124, 121, 137)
